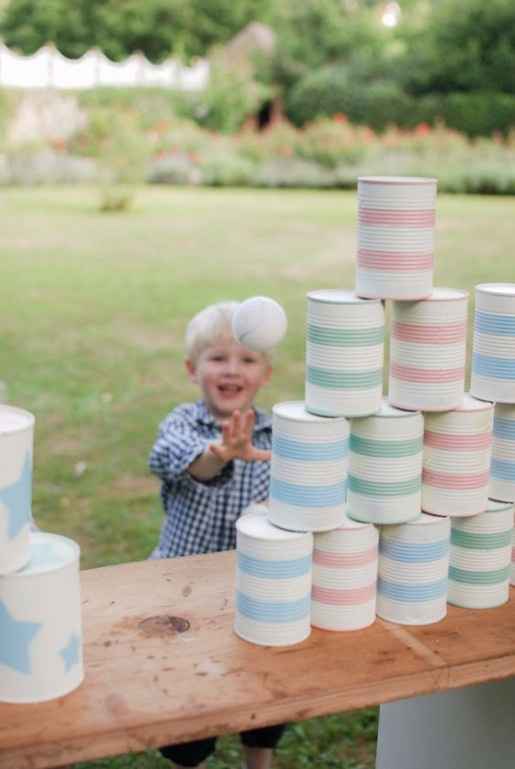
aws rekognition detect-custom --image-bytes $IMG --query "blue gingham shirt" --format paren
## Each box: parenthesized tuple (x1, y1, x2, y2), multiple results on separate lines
(149, 400, 272, 558)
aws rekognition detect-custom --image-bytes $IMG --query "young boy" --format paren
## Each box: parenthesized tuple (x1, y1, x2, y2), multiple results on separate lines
(149, 302, 286, 769)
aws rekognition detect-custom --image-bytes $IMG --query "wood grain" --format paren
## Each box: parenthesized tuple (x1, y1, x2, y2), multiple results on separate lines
(0, 552, 514, 769)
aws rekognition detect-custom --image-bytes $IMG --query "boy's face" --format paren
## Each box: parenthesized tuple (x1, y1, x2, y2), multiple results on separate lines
(186, 337, 272, 420)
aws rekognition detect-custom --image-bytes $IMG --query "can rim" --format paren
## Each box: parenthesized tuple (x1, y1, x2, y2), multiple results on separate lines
(358, 176, 437, 185)
(0, 405, 35, 435)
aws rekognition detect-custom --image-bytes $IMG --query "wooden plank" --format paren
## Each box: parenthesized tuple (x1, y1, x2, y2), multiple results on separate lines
(0, 552, 514, 769)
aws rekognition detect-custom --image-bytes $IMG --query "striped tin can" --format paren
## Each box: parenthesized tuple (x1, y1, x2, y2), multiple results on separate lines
(0, 532, 83, 703)
(348, 400, 423, 525)
(269, 401, 349, 532)
(305, 289, 384, 418)
(448, 499, 513, 609)
(234, 512, 313, 647)
(377, 513, 451, 625)
(471, 283, 515, 403)
(356, 176, 437, 300)
(422, 395, 493, 517)
(389, 288, 468, 412)
(0, 405, 34, 576)
(489, 403, 515, 503)
(311, 515, 378, 631)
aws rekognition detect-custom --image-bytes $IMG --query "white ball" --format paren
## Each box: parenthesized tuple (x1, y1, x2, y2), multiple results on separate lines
(232, 296, 288, 352)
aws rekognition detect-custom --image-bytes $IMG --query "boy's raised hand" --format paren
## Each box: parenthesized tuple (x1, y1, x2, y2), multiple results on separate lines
(209, 409, 271, 463)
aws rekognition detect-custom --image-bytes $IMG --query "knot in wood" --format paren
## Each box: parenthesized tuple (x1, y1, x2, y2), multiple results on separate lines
(138, 615, 190, 637)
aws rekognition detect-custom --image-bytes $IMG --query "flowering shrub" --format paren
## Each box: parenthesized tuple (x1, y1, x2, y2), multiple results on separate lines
(5, 95, 515, 195)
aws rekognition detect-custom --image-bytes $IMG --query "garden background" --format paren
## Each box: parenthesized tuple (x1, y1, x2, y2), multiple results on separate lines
(1, 1, 515, 768)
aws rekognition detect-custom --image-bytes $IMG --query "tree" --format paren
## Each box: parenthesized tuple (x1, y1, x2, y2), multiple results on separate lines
(399, 0, 515, 95)
(261, 0, 387, 93)
(0, 0, 275, 61)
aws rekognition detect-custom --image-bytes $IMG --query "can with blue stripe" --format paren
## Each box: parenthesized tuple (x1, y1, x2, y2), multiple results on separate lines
(269, 401, 349, 532)
(234, 511, 313, 646)
(490, 403, 515, 503)
(305, 289, 384, 418)
(471, 283, 515, 403)
(377, 513, 450, 625)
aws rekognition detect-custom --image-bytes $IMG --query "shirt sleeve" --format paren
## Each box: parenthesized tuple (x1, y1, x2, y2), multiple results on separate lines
(148, 411, 234, 487)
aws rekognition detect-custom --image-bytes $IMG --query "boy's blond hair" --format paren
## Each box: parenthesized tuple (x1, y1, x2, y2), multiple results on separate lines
(185, 302, 272, 364)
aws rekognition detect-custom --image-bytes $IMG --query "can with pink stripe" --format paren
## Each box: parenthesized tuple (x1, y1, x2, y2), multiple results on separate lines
(423, 394, 493, 517)
(312, 515, 378, 631)
(356, 176, 436, 300)
(389, 288, 468, 412)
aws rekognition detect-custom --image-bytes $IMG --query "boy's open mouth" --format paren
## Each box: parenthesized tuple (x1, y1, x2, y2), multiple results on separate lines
(218, 384, 243, 395)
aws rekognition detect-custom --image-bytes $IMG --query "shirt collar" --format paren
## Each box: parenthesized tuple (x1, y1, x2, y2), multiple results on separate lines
(195, 400, 272, 431)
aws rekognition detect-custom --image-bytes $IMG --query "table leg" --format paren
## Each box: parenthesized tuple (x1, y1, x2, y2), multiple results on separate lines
(376, 677, 515, 769)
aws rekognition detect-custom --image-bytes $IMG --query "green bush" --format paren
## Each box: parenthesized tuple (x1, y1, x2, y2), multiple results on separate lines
(286, 67, 422, 132)
(285, 65, 353, 127)
(440, 92, 515, 138)
(399, 0, 515, 97)
(77, 88, 177, 132)
(286, 64, 515, 137)
(296, 118, 366, 168)
(174, 63, 269, 134)
(200, 150, 256, 186)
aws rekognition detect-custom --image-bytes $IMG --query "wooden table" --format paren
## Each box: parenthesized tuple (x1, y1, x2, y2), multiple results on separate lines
(1, 552, 514, 769)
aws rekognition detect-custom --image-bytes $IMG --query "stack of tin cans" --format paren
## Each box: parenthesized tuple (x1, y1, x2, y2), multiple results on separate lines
(234, 174, 515, 644)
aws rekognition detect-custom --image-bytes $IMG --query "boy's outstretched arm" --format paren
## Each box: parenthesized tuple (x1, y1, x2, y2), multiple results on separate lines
(189, 410, 271, 481)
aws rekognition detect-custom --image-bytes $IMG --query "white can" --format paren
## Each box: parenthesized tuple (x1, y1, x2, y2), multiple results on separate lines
(377, 513, 450, 625)
(269, 401, 349, 532)
(356, 176, 436, 300)
(312, 515, 378, 631)
(389, 288, 468, 412)
(490, 402, 515, 502)
(448, 499, 513, 609)
(348, 400, 423, 525)
(470, 283, 515, 403)
(305, 289, 384, 418)
(0, 531, 84, 702)
(234, 512, 313, 647)
(0, 405, 35, 575)
(422, 395, 493, 516)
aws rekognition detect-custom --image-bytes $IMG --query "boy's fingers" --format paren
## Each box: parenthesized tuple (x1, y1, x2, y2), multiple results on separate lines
(245, 409, 255, 432)
(222, 420, 233, 446)
(231, 410, 241, 442)
(209, 443, 226, 460)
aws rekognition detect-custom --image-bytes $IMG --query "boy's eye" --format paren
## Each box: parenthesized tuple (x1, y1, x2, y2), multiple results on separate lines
(243, 356, 258, 364)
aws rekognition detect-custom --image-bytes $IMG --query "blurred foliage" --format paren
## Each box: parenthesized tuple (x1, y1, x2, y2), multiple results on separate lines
(173, 61, 270, 134)
(1, 0, 515, 136)
(0, 0, 275, 61)
(69, 104, 152, 211)
(398, 0, 515, 96)
(258, 0, 388, 92)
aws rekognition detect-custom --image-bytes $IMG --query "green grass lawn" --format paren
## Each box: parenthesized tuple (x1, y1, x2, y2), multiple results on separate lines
(2, 186, 514, 769)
